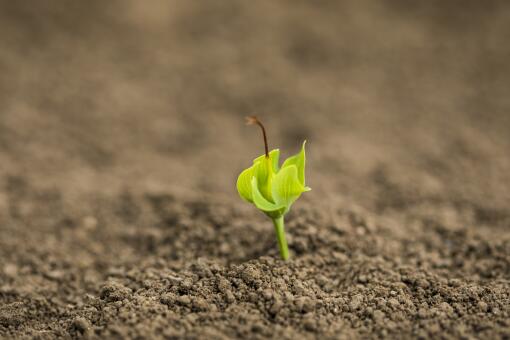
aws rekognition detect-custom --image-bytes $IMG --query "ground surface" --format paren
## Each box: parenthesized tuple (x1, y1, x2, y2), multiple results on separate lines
(1, 1, 510, 339)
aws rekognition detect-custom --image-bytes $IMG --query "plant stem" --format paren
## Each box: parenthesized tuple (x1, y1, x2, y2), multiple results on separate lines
(272, 216, 289, 260)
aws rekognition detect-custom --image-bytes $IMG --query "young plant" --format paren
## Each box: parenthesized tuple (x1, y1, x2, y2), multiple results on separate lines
(236, 116, 310, 260)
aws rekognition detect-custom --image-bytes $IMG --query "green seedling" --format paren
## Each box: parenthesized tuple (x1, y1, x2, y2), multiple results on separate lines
(236, 116, 310, 260)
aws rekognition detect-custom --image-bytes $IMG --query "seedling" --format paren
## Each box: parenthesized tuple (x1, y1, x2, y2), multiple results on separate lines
(236, 116, 310, 260)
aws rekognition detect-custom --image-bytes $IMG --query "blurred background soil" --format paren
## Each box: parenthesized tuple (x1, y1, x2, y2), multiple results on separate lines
(0, 1, 509, 339)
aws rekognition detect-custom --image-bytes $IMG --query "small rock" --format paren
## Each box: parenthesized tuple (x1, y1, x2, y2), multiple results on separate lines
(177, 295, 191, 306)
(478, 301, 488, 312)
(192, 297, 209, 311)
(332, 252, 348, 263)
(248, 292, 259, 303)
(100, 282, 132, 302)
(219, 243, 231, 255)
(46, 270, 65, 281)
(388, 298, 399, 308)
(72, 317, 91, 335)
(448, 279, 461, 287)
(315, 275, 329, 287)
(160, 293, 176, 306)
(217, 277, 231, 293)
(357, 275, 368, 284)
(82, 216, 98, 230)
(439, 302, 454, 316)
(242, 266, 261, 285)
(349, 294, 363, 310)
(225, 291, 235, 303)
(416, 279, 430, 289)
(373, 310, 385, 323)
(418, 308, 428, 319)
(293, 282, 306, 295)
(180, 278, 193, 291)
(295, 297, 315, 313)
(262, 289, 274, 300)
(3, 264, 18, 277)
(190, 261, 212, 278)
(270, 299, 283, 316)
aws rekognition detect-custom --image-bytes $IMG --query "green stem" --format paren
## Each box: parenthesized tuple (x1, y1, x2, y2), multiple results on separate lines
(272, 216, 289, 260)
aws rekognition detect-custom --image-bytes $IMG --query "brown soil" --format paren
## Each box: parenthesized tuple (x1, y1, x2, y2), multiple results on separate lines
(1, 2, 509, 339)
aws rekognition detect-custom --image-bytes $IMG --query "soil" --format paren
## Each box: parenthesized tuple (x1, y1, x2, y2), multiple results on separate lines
(1, 1, 509, 339)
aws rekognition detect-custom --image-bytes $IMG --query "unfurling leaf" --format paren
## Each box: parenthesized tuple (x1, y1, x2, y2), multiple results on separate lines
(272, 164, 305, 213)
(236, 141, 309, 219)
(236, 167, 254, 203)
(281, 140, 306, 186)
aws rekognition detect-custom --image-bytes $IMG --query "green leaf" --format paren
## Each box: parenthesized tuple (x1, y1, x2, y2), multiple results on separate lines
(271, 164, 305, 210)
(253, 149, 280, 173)
(251, 177, 286, 218)
(236, 166, 254, 203)
(252, 159, 272, 201)
(282, 141, 306, 186)
(253, 159, 269, 188)
(252, 149, 279, 202)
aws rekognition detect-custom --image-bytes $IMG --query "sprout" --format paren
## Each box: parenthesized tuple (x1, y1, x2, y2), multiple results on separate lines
(237, 116, 310, 260)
